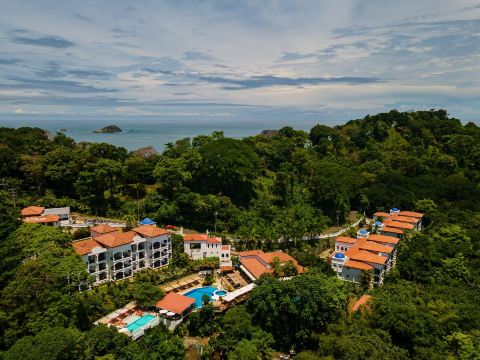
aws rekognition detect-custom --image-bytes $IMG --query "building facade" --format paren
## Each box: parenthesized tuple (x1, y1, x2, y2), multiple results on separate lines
(330, 208, 422, 286)
(183, 233, 232, 267)
(72, 224, 172, 284)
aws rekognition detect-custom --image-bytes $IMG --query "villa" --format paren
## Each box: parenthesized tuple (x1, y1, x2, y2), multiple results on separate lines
(238, 250, 304, 281)
(21, 205, 71, 226)
(183, 232, 232, 267)
(72, 224, 172, 284)
(330, 208, 423, 286)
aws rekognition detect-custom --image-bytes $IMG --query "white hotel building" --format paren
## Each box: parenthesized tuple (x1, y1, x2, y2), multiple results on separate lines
(183, 233, 232, 267)
(72, 224, 172, 284)
(330, 208, 423, 286)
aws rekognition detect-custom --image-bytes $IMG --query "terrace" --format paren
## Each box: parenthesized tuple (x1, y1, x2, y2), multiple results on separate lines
(95, 302, 160, 340)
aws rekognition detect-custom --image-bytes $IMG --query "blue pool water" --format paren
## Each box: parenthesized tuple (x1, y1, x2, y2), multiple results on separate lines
(184, 286, 217, 308)
(215, 290, 228, 296)
(126, 314, 156, 332)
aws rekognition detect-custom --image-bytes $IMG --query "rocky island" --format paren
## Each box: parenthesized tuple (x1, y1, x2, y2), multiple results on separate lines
(94, 125, 122, 133)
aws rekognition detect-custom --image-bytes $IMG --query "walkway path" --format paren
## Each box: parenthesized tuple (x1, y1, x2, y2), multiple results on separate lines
(303, 215, 365, 241)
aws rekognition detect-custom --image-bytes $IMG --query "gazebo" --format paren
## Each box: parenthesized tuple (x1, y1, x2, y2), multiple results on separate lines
(155, 292, 196, 329)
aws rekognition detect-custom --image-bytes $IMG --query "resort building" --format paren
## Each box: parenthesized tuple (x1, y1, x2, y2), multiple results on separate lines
(21, 205, 72, 226)
(330, 208, 422, 286)
(72, 224, 172, 284)
(183, 233, 232, 267)
(373, 208, 423, 232)
(238, 250, 304, 281)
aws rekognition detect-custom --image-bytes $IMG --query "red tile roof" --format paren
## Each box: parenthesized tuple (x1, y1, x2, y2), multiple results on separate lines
(352, 294, 372, 312)
(383, 220, 414, 230)
(240, 257, 272, 279)
(220, 265, 234, 272)
(207, 237, 222, 244)
(373, 212, 390, 218)
(155, 292, 195, 314)
(381, 226, 404, 235)
(368, 234, 400, 245)
(336, 236, 358, 244)
(221, 245, 230, 251)
(23, 214, 59, 223)
(239, 250, 304, 279)
(94, 231, 136, 248)
(90, 224, 118, 234)
(21, 206, 45, 216)
(237, 250, 263, 257)
(344, 260, 373, 271)
(183, 234, 208, 241)
(183, 234, 222, 243)
(72, 238, 103, 256)
(132, 225, 170, 238)
(358, 241, 393, 254)
(399, 211, 423, 218)
(346, 249, 387, 265)
(394, 215, 419, 224)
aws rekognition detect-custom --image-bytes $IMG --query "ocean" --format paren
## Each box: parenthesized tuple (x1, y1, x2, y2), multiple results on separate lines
(0, 118, 323, 151)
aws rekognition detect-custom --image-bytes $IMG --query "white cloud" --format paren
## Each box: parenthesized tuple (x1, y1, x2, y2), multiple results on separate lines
(0, 1, 479, 122)
(13, 107, 38, 114)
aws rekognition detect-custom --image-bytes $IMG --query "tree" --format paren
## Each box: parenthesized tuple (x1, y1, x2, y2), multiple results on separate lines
(132, 282, 164, 308)
(4, 327, 86, 360)
(246, 274, 349, 350)
(193, 138, 260, 206)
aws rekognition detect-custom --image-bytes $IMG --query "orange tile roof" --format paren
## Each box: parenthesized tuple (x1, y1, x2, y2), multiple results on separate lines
(23, 214, 59, 223)
(346, 249, 387, 265)
(381, 226, 404, 234)
(221, 245, 230, 250)
(383, 220, 414, 230)
(344, 260, 373, 271)
(155, 292, 195, 314)
(238, 250, 263, 257)
(368, 234, 400, 245)
(220, 265, 234, 272)
(394, 216, 419, 224)
(207, 237, 222, 244)
(373, 212, 390, 218)
(183, 234, 208, 241)
(21, 206, 45, 216)
(352, 294, 372, 312)
(94, 231, 136, 248)
(90, 224, 118, 234)
(132, 225, 170, 238)
(399, 211, 423, 218)
(359, 241, 393, 254)
(336, 236, 358, 244)
(240, 257, 272, 279)
(239, 250, 304, 277)
(72, 238, 103, 256)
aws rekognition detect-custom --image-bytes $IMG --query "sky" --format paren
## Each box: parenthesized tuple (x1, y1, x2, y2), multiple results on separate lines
(0, 0, 479, 124)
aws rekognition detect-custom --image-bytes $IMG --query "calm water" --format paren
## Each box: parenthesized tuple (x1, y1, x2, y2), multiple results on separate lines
(0, 118, 321, 151)
(184, 286, 217, 308)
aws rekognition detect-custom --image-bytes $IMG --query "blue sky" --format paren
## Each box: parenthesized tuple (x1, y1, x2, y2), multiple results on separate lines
(0, 0, 479, 124)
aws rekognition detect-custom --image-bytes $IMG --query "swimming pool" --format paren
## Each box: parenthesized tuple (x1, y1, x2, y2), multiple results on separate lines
(126, 314, 156, 332)
(214, 289, 228, 297)
(184, 286, 217, 308)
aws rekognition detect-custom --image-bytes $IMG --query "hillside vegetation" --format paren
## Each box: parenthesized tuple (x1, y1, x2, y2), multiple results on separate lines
(0, 109, 479, 359)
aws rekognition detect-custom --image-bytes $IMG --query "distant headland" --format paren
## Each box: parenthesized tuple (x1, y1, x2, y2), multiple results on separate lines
(93, 125, 123, 133)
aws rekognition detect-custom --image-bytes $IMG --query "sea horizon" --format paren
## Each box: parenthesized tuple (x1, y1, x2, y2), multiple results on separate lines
(0, 116, 330, 151)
